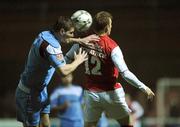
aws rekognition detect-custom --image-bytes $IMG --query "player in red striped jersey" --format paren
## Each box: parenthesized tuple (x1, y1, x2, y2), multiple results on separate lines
(65, 11, 155, 127)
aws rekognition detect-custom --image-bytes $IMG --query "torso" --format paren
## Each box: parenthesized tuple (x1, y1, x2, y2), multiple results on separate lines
(82, 35, 121, 92)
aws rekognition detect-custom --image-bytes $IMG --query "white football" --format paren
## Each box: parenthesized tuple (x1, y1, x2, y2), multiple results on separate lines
(71, 10, 92, 32)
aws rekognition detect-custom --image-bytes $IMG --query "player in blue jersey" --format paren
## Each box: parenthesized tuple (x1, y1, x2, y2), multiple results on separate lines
(15, 16, 99, 127)
(50, 73, 84, 127)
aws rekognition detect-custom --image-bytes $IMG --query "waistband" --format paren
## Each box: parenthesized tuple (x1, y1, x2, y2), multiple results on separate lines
(18, 80, 30, 94)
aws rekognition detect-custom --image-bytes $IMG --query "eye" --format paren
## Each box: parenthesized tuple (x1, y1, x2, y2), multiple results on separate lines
(69, 31, 74, 35)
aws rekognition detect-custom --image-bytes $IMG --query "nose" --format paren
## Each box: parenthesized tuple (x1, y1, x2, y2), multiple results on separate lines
(71, 33, 74, 37)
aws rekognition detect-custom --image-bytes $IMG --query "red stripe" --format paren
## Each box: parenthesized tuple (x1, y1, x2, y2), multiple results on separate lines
(84, 82, 122, 92)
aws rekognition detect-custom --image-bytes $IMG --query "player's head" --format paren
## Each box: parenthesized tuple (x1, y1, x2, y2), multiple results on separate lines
(92, 11, 113, 35)
(61, 73, 73, 86)
(53, 16, 74, 43)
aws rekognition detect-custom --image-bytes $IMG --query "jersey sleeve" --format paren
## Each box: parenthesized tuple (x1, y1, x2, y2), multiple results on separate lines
(47, 53, 66, 68)
(111, 46, 147, 92)
(111, 46, 128, 72)
(65, 44, 79, 63)
(45, 44, 66, 68)
(108, 39, 119, 54)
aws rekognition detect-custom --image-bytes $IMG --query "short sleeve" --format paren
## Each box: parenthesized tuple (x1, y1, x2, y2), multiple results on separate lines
(48, 53, 66, 68)
(39, 41, 66, 68)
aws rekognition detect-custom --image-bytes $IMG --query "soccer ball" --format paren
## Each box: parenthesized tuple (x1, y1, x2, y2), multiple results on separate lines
(71, 10, 93, 32)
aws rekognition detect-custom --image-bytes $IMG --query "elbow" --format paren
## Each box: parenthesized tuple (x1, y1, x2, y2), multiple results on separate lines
(120, 70, 129, 79)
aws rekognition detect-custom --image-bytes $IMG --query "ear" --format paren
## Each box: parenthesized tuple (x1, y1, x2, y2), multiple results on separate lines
(59, 28, 65, 35)
(104, 26, 109, 33)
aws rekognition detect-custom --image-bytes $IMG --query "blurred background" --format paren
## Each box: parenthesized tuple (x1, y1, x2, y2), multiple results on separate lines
(0, 0, 180, 126)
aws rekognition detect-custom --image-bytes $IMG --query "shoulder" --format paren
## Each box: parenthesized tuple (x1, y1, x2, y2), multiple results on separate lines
(72, 85, 83, 92)
(106, 36, 118, 50)
(50, 87, 62, 100)
(100, 35, 119, 54)
(46, 44, 62, 54)
(40, 31, 61, 48)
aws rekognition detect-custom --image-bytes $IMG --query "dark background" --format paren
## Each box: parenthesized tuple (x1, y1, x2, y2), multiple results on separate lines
(0, 0, 180, 117)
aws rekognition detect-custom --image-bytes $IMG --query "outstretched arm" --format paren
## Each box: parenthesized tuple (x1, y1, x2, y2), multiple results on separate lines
(66, 34, 99, 47)
(111, 46, 155, 100)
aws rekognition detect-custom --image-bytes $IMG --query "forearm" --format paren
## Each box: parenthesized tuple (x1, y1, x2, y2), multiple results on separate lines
(111, 46, 147, 92)
(66, 38, 81, 44)
(121, 70, 147, 92)
(56, 60, 80, 76)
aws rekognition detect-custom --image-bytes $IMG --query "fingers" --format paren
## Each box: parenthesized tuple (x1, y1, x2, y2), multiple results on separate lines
(78, 48, 87, 55)
(78, 48, 82, 54)
(74, 51, 77, 57)
(147, 89, 155, 101)
(83, 52, 88, 61)
(91, 35, 100, 42)
(81, 49, 88, 61)
(145, 87, 155, 101)
(148, 94, 154, 101)
(74, 48, 88, 61)
(84, 42, 95, 47)
(87, 34, 100, 42)
(90, 34, 100, 39)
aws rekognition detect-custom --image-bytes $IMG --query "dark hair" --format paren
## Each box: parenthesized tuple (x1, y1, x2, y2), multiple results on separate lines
(92, 11, 113, 33)
(53, 16, 74, 32)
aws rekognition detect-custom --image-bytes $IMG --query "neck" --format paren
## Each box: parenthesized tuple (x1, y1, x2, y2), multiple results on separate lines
(53, 31, 62, 42)
(94, 30, 107, 36)
(62, 83, 71, 87)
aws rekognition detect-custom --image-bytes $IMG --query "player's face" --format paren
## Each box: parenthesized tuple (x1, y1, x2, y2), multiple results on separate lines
(65, 27, 75, 38)
(59, 27, 75, 43)
(107, 18, 112, 35)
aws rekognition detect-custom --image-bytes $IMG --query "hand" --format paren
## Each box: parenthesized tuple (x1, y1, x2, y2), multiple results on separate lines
(74, 48, 88, 64)
(144, 86, 155, 101)
(79, 34, 99, 47)
(63, 101, 70, 109)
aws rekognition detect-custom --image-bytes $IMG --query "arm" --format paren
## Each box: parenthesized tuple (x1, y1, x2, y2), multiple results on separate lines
(111, 46, 155, 99)
(56, 48, 87, 76)
(46, 44, 87, 77)
(51, 101, 70, 113)
(66, 34, 99, 46)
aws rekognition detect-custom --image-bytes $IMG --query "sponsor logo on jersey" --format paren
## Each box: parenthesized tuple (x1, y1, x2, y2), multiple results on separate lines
(56, 54, 64, 60)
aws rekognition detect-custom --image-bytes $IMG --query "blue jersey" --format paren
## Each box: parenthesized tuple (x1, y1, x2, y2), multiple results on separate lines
(50, 85, 83, 121)
(19, 31, 66, 104)
(20, 31, 65, 91)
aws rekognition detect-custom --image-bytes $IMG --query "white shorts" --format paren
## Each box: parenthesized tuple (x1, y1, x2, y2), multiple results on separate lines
(83, 88, 131, 122)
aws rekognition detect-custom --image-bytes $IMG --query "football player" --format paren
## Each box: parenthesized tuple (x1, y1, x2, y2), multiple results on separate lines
(65, 11, 155, 127)
(15, 16, 99, 127)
